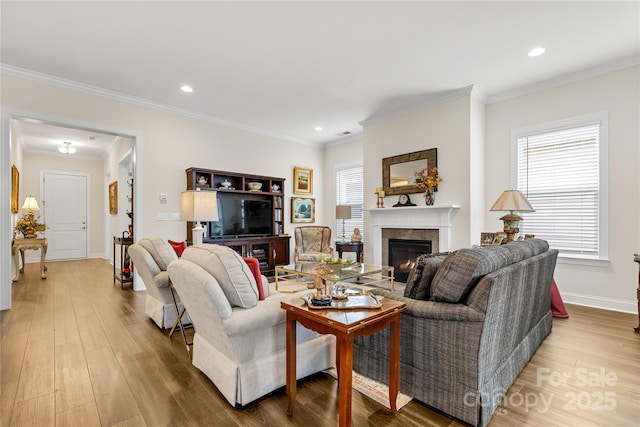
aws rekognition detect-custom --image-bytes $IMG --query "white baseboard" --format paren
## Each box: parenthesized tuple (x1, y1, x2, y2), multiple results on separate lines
(562, 292, 637, 314)
(22, 253, 106, 264)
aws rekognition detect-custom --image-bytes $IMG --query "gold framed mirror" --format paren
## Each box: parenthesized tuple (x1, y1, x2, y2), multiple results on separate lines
(382, 148, 437, 196)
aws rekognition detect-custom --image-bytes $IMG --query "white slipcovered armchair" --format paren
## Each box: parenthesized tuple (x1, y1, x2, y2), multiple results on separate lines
(128, 237, 191, 329)
(168, 244, 335, 406)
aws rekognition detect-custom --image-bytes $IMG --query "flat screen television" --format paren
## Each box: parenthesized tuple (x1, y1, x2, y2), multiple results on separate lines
(209, 194, 272, 238)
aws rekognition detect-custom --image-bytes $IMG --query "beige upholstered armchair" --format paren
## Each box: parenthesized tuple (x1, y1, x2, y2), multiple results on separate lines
(128, 237, 191, 330)
(294, 226, 333, 262)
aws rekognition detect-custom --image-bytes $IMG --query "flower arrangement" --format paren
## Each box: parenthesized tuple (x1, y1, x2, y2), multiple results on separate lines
(318, 256, 353, 266)
(14, 212, 47, 238)
(415, 166, 442, 192)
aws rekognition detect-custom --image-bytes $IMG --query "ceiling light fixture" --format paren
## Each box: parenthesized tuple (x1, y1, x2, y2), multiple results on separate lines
(58, 141, 77, 154)
(314, 126, 323, 131)
(180, 85, 193, 93)
(528, 47, 546, 57)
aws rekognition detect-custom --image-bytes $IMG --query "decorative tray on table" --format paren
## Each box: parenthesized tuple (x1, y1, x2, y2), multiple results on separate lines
(304, 294, 383, 310)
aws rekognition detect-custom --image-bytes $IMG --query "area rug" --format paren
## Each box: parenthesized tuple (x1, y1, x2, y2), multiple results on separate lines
(324, 367, 412, 410)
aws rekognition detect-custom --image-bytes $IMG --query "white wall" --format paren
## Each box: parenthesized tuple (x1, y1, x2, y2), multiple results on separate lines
(22, 152, 105, 258)
(361, 94, 474, 263)
(1, 72, 324, 309)
(323, 137, 363, 244)
(485, 65, 640, 312)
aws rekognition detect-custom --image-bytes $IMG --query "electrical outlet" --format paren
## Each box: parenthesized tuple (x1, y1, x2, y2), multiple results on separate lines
(159, 193, 168, 202)
(156, 213, 169, 221)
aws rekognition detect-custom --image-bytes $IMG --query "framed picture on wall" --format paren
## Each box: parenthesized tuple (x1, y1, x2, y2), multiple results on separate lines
(293, 166, 313, 195)
(291, 197, 315, 223)
(11, 165, 19, 214)
(109, 181, 118, 214)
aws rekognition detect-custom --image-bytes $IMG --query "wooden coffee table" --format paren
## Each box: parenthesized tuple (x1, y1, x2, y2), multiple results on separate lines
(281, 297, 406, 427)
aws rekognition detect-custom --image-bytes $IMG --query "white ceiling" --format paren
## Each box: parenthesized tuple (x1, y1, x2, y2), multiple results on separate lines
(2, 1, 639, 154)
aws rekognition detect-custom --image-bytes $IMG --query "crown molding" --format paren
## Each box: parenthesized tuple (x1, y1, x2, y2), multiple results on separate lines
(486, 55, 640, 104)
(359, 85, 475, 127)
(0, 64, 313, 146)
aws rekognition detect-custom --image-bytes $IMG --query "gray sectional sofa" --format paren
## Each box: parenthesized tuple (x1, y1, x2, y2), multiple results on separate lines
(353, 239, 558, 427)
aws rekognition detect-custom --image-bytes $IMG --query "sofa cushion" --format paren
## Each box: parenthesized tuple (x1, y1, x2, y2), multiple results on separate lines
(139, 237, 178, 270)
(168, 239, 187, 257)
(404, 254, 448, 300)
(243, 257, 265, 300)
(182, 244, 259, 308)
(430, 246, 513, 303)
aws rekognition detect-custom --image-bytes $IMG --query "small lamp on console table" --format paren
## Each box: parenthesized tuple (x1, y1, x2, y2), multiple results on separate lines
(181, 188, 218, 245)
(490, 189, 535, 243)
(336, 205, 352, 241)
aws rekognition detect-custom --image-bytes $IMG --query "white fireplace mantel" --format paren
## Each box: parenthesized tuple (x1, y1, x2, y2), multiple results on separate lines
(365, 204, 460, 266)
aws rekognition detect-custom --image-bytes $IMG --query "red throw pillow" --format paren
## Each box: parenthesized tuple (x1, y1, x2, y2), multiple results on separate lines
(243, 257, 265, 300)
(168, 240, 187, 258)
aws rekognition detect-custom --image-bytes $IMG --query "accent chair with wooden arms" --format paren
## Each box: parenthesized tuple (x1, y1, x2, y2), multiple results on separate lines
(293, 226, 333, 263)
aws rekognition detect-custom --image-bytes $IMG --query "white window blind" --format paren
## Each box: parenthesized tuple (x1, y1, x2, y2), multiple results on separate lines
(516, 123, 600, 257)
(335, 166, 364, 240)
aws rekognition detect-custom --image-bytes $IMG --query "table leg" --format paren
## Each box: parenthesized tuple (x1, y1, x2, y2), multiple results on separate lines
(19, 249, 25, 273)
(337, 335, 353, 427)
(388, 314, 401, 414)
(12, 246, 19, 282)
(286, 315, 297, 415)
(40, 241, 47, 279)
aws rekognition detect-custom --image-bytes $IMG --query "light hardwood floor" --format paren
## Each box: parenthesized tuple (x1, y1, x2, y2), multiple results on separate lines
(2, 259, 639, 426)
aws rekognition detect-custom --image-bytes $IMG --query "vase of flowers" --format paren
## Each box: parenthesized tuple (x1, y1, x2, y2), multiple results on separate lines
(14, 212, 47, 238)
(415, 166, 442, 206)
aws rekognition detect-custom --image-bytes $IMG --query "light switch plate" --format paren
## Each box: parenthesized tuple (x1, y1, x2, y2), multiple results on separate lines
(157, 213, 169, 221)
(159, 193, 168, 202)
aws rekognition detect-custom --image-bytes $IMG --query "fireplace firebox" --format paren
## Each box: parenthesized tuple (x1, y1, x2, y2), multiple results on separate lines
(388, 238, 432, 283)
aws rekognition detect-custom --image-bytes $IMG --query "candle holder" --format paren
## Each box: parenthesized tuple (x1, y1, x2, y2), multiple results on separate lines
(375, 188, 386, 208)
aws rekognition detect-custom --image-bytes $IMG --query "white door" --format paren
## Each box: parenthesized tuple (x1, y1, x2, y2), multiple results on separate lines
(42, 172, 88, 260)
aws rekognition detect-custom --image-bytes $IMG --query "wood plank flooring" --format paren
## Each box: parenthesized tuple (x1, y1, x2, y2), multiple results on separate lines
(2, 259, 639, 426)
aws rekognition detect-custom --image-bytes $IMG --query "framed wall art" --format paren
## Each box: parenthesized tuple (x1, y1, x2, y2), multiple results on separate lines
(291, 197, 315, 223)
(11, 165, 19, 214)
(109, 181, 118, 214)
(293, 166, 313, 195)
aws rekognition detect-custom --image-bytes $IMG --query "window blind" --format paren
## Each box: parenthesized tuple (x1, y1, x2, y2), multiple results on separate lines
(516, 124, 600, 256)
(335, 166, 364, 240)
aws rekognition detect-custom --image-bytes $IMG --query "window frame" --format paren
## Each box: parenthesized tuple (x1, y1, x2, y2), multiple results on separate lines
(335, 163, 364, 242)
(510, 112, 609, 266)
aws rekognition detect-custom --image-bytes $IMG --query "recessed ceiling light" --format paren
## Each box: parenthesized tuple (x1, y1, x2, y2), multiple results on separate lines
(528, 47, 546, 57)
(180, 85, 193, 93)
(314, 126, 323, 132)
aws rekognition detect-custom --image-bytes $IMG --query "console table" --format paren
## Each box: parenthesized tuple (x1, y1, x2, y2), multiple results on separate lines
(12, 237, 48, 281)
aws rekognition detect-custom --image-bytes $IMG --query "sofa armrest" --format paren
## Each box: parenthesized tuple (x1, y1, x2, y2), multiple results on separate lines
(373, 290, 485, 322)
(223, 299, 285, 337)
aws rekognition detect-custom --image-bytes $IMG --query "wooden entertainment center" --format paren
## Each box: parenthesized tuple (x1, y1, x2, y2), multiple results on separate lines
(186, 167, 290, 273)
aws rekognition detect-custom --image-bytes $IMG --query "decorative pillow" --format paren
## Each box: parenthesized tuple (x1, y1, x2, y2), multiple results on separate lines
(430, 247, 512, 303)
(168, 239, 187, 257)
(243, 257, 265, 300)
(404, 253, 449, 300)
(181, 244, 259, 308)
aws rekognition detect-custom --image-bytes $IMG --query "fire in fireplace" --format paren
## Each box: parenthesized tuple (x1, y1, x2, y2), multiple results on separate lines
(388, 238, 432, 283)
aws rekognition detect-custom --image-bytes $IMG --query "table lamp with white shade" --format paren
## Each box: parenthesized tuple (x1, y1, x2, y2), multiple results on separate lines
(336, 205, 352, 241)
(490, 189, 535, 242)
(181, 189, 218, 245)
